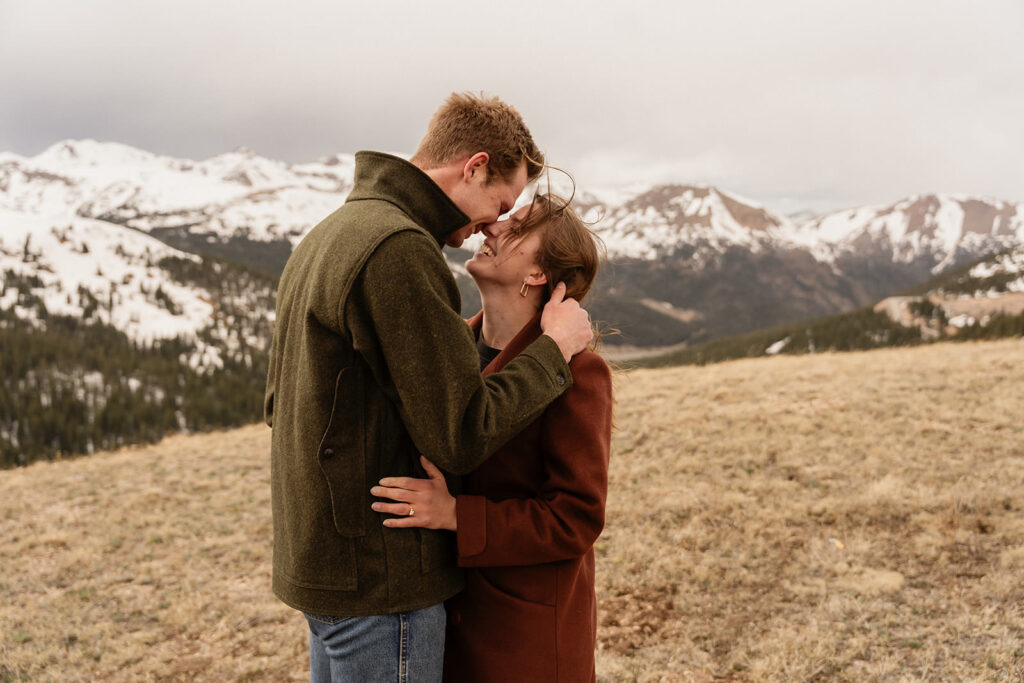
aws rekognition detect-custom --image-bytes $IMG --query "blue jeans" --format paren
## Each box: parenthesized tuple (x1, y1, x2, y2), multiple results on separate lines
(305, 603, 446, 682)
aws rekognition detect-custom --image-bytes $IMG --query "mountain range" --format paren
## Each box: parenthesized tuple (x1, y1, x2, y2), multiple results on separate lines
(3, 139, 1022, 349)
(577, 184, 1024, 345)
(3, 139, 1024, 465)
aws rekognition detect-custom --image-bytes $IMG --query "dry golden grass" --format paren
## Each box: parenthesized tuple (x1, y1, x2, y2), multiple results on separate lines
(597, 338, 1024, 682)
(2, 339, 1024, 681)
(0, 427, 299, 682)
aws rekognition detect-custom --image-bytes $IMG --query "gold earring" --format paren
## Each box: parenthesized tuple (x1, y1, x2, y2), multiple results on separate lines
(520, 280, 529, 297)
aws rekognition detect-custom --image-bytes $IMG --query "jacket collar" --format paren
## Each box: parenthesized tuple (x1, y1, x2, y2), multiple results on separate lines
(346, 151, 470, 247)
(467, 311, 544, 377)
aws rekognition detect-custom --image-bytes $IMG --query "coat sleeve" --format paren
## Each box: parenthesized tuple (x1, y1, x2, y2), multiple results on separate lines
(345, 231, 573, 475)
(455, 352, 613, 566)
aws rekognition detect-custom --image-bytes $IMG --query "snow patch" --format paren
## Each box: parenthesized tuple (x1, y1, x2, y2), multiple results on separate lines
(0, 208, 212, 345)
(765, 337, 791, 355)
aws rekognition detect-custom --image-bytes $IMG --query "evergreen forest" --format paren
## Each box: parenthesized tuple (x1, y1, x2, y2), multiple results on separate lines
(0, 255, 276, 468)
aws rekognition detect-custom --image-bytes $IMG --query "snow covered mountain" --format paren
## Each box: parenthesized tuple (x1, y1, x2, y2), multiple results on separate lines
(0, 139, 354, 274)
(5, 140, 1022, 272)
(964, 244, 1024, 293)
(0, 139, 353, 233)
(559, 184, 1024, 344)
(579, 184, 805, 261)
(3, 139, 1024, 347)
(578, 185, 1024, 271)
(902, 243, 1024, 332)
(4, 138, 1023, 465)
(0, 207, 276, 371)
(0, 204, 278, 467)
(799, 194, 1024, 270)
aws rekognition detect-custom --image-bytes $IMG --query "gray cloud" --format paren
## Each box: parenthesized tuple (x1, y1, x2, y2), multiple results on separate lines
(2, 0, 1022, 213)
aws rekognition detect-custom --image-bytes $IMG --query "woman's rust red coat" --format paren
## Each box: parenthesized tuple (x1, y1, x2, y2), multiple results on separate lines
(443, 312, 613, 682)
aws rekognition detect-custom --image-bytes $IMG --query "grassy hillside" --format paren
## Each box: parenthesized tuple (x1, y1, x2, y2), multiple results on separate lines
(2, 340, 1023, 680)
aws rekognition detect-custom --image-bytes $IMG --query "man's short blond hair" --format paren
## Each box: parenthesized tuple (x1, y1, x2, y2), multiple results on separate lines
(411, 92, 544, 183)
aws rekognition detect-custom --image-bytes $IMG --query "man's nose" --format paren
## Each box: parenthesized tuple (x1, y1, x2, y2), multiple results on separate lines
(482, 218, 508, 238)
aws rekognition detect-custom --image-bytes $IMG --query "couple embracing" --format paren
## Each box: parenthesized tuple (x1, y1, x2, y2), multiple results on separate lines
(264, 92, 613, 682)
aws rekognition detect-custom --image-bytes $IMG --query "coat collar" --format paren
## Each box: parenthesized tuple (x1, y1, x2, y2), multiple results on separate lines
(467, 310, 544, 377)
(346, 151, 471, 247)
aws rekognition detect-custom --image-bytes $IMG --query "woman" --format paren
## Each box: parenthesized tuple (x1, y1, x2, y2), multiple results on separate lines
(371, 193, 613, 682)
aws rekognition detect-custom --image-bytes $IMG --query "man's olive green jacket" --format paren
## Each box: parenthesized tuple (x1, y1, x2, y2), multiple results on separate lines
(264, 152, 573, 616)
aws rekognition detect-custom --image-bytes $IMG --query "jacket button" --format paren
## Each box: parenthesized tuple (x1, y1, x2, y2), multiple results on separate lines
(555, 373, 565, 386)
(322, 448, 335, 459)
(449, 611, 462, 625)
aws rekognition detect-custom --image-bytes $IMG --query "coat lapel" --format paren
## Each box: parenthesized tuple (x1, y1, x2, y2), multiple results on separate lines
(467, 311, 544, 377)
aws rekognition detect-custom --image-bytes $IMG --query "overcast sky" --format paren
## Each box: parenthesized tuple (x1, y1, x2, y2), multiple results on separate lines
(2, 0, 1022, 214)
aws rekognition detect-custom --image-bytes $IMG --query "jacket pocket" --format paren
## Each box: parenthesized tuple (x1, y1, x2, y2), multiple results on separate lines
(479, 564, 557, 606)
(282, 536, 358, 591)
(454, 570, 557, 679)
(317, 366, 367, 538)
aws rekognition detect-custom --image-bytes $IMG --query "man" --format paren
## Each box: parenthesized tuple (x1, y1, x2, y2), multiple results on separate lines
(264, 92, 593, 681)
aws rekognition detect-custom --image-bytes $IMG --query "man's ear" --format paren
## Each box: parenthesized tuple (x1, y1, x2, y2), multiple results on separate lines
(462, 152, 490, 182)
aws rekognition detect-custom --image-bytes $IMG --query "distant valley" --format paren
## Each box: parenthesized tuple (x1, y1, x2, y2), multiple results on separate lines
(636, 245, 1024, 367)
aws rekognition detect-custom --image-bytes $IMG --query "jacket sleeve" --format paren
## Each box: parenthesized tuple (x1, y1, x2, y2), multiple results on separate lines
(455, 353, 613, 566)
(345, 231, 573, 475)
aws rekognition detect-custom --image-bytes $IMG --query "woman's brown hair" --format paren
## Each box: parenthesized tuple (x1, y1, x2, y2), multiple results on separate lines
(510, 192, 605, 305)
